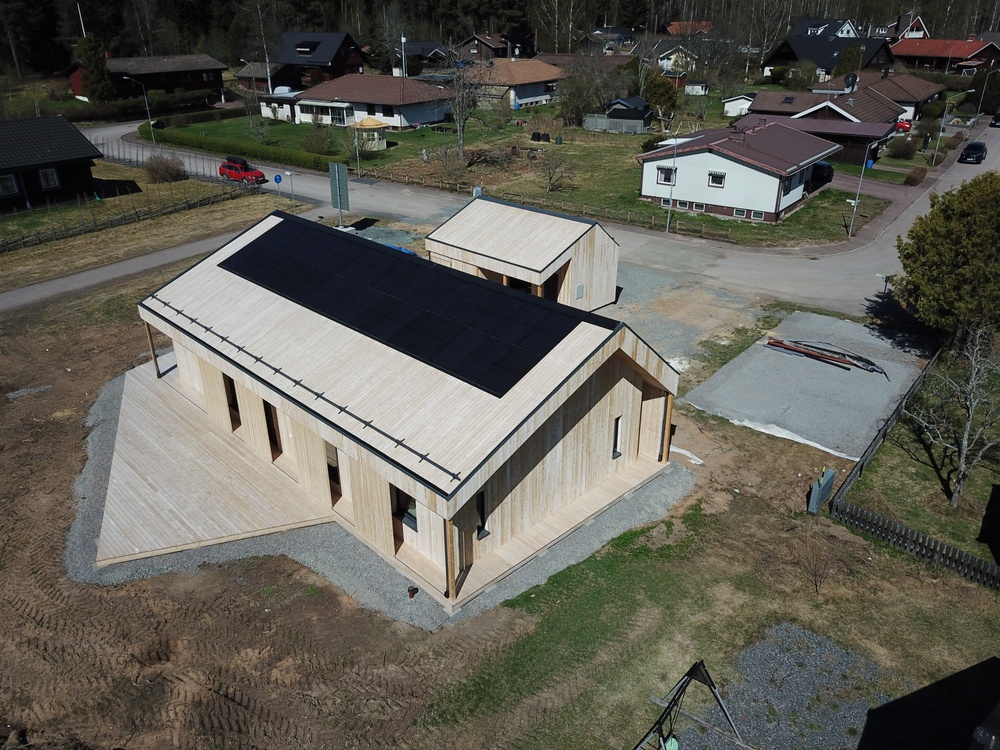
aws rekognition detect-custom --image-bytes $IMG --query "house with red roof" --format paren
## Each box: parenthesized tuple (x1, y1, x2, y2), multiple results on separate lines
(891, 38, 1000, 73)
(284, 74, 450, 129)
(636, 122, 841, 222)
(467, 58, 564, 108)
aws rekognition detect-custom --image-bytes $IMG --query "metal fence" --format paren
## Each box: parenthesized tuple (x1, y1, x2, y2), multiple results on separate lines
(583, 114, 651, 134)
(821, 348, 1000, 591)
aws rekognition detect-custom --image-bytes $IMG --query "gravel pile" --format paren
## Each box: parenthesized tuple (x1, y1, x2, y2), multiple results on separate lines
(67, 374, 695, 631)
(675, 623, 887, 750)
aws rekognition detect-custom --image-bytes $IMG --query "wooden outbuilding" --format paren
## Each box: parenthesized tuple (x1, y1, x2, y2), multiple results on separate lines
(131, 212, 678, 611)
(353, 116, 388, 150)
(425, 197, 620, 311)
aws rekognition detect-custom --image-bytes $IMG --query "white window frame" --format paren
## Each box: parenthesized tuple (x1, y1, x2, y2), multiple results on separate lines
(660, 198, 671, 207)
(693, 202, 706, 212)
(677, 200, 689, 209)
(656, 166, 675, 185)
(0, 174, 17, 196)
(38, 168, 59, 190)
(751, 210, 765, 220)
(708, 172, 725, 188)
(734, 208, 747, 218)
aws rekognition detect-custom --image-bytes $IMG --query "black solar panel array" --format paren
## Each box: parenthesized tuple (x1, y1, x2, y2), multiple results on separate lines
(219, 214, 616, 397)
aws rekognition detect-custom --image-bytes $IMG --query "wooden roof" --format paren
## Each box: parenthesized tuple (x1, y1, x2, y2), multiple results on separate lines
(139, 213, 676, 500)
(426, 197, 613, 275)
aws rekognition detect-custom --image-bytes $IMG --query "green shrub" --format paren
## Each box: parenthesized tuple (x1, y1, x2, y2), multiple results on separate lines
(640, 135, 663, 153)
(144, 154, 188, 183)
(904, 166, 928, 185)
(887, 137, 918, 160)
(167, 108, 245, 127)
(921, 101, 944, 120)
(302, 123, 334, 155)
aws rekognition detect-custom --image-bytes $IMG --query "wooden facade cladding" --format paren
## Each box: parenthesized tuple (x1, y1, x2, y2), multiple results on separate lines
(131, 212, 680, 607)
(425, 198, 620, 311)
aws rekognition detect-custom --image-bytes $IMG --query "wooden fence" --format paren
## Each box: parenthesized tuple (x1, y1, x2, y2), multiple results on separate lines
(821, 348, 1000, 590)
(355, 166, 733, 240)
(830, 497, 1000, 590)
(0, 186, 256, 254)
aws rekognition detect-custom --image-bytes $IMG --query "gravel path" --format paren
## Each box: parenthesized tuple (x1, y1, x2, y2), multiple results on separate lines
(66, 373, 695, 631)
(674, 622, 887, 750)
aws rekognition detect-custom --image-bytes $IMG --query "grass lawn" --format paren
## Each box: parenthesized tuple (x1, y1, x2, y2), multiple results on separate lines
(0, 162, 294, 292)
(833, 161, 910, 184)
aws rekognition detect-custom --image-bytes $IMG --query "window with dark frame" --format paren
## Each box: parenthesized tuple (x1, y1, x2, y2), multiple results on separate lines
(475, 490, 490, 539)
(392, 486, 418, 531)
(0, 175, 17, 196)
(383, 104, 394, 117)
(612, 415, 622, 459)
(38, 169, 59, 190)
(656, 166, 675, 185)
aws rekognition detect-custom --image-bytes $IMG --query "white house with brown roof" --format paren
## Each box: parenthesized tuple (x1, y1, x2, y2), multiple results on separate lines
(120, 212, 679, 611)
(273, 74, 450, 129)
(636, 122, 841, 222)
(811, 70, 945, 120)
(468, 58, 564, 108)
(426, 198, 619, 311)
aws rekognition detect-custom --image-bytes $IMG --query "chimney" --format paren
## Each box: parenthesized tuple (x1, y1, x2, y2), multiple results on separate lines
(847, 97, 855, 106)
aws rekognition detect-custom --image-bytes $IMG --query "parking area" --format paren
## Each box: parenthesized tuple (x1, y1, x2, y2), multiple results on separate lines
(682, 311, 932, 459)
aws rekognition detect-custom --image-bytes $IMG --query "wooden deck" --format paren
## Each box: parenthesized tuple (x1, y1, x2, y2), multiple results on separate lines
(97, 360, 338, 566)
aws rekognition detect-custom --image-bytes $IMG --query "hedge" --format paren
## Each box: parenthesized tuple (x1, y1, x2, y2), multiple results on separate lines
(166, 108, 246, 127)
(148, 126, 350, 172)
(41, 89, 222, 123)
(904, 166, 928, 185)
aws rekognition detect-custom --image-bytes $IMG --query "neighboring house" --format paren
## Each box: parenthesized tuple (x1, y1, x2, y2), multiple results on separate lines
(468, 58, 564, 108)
(636, 121, 841, 222)
(584, 96, 654, 134)
(403, 40, 449, 67)
(722, 94, 756, 117)
(425, 197, 620, 311)
(762, 33, 894, 79)
(0, 115, 103, 212)
(749, 88, 904, 123)
(286, 74, 450, 129)
(684, 80, 710, 96)
(883, 14, 930, 42)
(791, 18, 861, 38)
(734, 114, 893, 165)
(890, 38, 1000, 73)
(235, 61, 299, 93)
(655, 43, 698, 72)
(69, 54, 227, 100)
(661, 21, 713, 37)
(589, 26, 636, 53)
(274, 31, 365, 87)
(131, 211, 679, 609)
(457, 32, 533, 61)
(811, 69, 945, 119)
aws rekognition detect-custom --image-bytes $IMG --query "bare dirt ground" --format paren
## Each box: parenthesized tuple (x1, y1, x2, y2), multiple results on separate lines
(1, 267, 997, 749)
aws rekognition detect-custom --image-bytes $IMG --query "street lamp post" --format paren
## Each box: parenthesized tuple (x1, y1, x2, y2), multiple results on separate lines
(932, 88, 975, 166)
(240, 58, 261, 119)
(664, 117, 678, 233)
(977, 67, 1000, 118)
(285, 170, 295, 213)
(122, 76, 155, 145)
(848, 141, 878, 238)
(400, 36, 407, 78)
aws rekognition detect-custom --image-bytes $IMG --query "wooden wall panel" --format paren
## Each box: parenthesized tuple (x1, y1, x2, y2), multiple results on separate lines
(291, 418, 331, 504)
(412, 503, 446, 566)
(173, 342, 204, 398)
(639, 381, 667, 461)
(236, 385, 271, 462)
(198, 358, 229, 429)
(349, 456, 395, 555)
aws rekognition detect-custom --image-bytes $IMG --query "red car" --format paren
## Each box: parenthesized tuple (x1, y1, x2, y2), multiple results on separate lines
(894, 120, 912, 133)
(219, 156, 267, 184)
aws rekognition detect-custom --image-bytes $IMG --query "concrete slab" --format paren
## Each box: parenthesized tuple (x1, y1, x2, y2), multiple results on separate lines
(683, 311, 931, 459)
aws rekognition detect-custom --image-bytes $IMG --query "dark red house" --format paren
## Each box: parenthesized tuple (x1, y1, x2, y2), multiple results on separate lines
(68, 54, 227, 100)
(274, 32, 365, 88)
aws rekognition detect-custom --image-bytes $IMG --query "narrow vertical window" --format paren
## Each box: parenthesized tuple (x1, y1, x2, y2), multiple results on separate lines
(222, 374, 241, 430)
(264, 401, 282, 459)
(476, 490, 490, 540)
(392, 486, 418, 531)
(326, 443, 341, 499)
(613, 416, 623, 459)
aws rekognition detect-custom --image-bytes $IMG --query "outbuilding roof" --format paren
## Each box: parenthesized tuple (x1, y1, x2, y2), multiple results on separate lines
(468, 58, 564, 85)
(427, 197, 609, 275)
(297, 74, 448, 105)
(637, 121, 841, 175)
(0, 115, 103, 171)
(106, 54, 226, 75)
(891, 37, 1000, 59)
(139, 212, 674, 498)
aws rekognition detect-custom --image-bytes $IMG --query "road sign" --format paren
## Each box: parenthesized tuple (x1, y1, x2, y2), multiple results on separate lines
(273, 173, 282, 184)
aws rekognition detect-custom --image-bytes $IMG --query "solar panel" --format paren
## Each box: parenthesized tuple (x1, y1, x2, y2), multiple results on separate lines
(219, 213, 617, 397)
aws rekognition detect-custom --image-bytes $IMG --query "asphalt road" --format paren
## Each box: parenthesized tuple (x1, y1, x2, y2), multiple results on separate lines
(2, 118, 997, 316)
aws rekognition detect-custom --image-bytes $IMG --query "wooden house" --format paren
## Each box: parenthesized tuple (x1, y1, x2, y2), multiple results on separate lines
(108, 54, 226, 99)
(129, 212, 678, 611)
(0, 115, 103, 212)
(426, 198, 619, 311)
(274, 31, 365, 87)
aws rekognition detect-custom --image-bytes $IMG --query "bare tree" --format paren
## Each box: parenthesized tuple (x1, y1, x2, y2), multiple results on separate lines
(372, 0, 405, 73)
(243, 94, 269, 144)
(905, 325, 1000, 507)
(538, 150, 575, 192)
(448, 55, 479, 164)
(125, 0, 161, 56)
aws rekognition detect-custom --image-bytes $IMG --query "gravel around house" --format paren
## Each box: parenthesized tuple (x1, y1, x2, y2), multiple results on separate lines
(67, 372, 695, 631)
